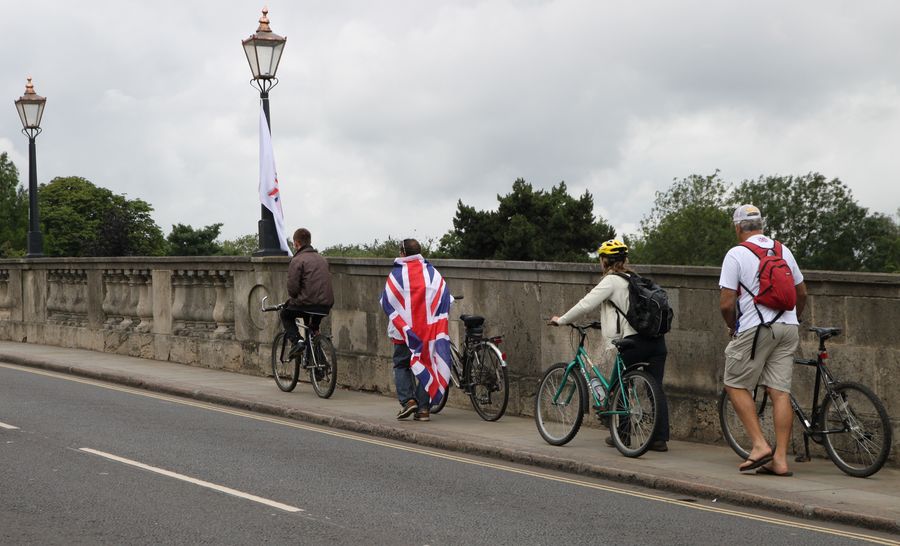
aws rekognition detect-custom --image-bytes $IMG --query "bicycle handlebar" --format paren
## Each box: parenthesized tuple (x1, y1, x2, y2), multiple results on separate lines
(548, 321, 602, 334)
(260, 296, 285, 313)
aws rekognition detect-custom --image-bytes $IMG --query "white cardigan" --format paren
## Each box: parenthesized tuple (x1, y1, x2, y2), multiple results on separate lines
(557, 273, 637, 343)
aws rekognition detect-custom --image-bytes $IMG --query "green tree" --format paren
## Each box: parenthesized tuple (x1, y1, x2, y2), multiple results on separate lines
(39, 176, 166, 257)
(220, 233, 259, 256)
(858, 210, 900, 273)
(0, 153, 27, 257)
(732, 174, 882, 271)
(629, 172, 735, 266)
(439, 179, 615, 262)
(323, 236, 439, 258)
(166, 223, 223, 256)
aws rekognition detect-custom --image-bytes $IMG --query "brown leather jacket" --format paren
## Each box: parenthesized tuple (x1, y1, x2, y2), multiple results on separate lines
(286, 246, 334, 308)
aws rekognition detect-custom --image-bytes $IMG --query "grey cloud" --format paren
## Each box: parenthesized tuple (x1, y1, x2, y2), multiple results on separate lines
(2, 0, 898, 248)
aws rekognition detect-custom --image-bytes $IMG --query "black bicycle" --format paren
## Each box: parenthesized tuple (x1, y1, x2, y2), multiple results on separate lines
(261, 297, 338, 398)
(431, 298, 509, 421)
(719, 326, 892, 477)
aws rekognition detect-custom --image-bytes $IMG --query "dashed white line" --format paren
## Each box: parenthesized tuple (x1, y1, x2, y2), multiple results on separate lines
(0, 421, 19, 430)
(79, 447, 303, 513)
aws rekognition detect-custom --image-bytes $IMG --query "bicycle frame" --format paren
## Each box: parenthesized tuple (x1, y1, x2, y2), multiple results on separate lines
(551, 334, 630, 418)
(754, 340, 849, 460)
(453, 334, 506, 391)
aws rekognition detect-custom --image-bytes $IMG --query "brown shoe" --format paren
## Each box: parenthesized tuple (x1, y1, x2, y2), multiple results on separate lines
(414, 408, 430, 422)
(397, 400, 418, 420)
(649, 440, 668, 452)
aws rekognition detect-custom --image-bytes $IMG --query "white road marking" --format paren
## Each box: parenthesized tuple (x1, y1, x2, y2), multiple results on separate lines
(2, 363, 894, 544)
(0, 421, 19, 430)
(79, 447, 303, 513)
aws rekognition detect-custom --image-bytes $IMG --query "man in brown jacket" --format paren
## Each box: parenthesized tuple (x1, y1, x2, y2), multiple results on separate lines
(281, 228, 334, 353)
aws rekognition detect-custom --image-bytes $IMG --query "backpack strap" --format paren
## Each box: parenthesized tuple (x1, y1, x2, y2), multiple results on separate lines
(736, 240, 784, 359)
(772, 240, 783, 257)
(609, 272, 631, 335)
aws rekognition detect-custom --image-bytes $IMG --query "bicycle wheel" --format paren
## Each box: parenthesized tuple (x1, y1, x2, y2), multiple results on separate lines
(821, 382, 892, 478)
(535, 362, 585, 446)
(431, 344, 461, 414)
(718, 387, 775, 460)
(467, 342, 509, 421)
(309, 335, 338, 398)
(271, 332, 299, 392)
(610, 370, 661, 458)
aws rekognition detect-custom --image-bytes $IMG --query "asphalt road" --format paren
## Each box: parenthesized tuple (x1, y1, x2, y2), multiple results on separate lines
(0, 364, 894, 545)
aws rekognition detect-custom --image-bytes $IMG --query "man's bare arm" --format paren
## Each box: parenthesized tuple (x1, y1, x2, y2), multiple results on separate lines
(795, 281, 808, 320)
(720, 288, 738, 335)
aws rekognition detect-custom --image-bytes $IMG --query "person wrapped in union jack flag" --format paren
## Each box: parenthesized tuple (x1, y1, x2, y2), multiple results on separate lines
(380, 238, 453, 422)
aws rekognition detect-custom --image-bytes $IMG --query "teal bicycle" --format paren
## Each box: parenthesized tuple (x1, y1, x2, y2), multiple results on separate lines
(535, 322, 662, 457)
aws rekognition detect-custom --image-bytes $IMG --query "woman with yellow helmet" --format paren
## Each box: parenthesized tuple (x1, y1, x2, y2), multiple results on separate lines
(550, 239, 670, 452)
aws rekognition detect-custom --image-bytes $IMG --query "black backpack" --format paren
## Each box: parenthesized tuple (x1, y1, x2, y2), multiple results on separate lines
(610, 272, 674, 338)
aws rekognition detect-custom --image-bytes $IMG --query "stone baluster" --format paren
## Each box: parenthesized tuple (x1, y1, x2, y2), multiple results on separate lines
(134, 270, 153, 333)
(102, 270, 123, 329)
(198, 270, 217, 336)
(48, 270, 66, 323)
(0, 270, 10, 320)
(212, 270, 235, 339)
(171, 271, 189, 335)
(64, 271, 79, 325)
(184, 271, 202, 335)
(70, 270, 88, 327)
(60, 271, 75, 325)
(117, 269, 139, 331)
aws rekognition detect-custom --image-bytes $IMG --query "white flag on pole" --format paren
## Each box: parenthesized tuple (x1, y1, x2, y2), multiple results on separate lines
(259, 106, 291, 255)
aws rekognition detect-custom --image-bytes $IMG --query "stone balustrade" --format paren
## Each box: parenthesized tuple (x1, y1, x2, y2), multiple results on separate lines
(0, 256, 897, 465)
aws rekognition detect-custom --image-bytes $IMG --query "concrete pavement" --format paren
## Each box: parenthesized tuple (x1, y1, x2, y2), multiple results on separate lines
(1, 340, 897, 534)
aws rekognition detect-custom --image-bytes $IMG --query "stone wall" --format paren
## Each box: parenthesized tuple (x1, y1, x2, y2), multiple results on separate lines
(0, 256, 897, 465)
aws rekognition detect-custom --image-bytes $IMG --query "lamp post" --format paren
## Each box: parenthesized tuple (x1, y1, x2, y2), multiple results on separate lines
(242, 7, 287, 256)
(14, 77, 47, 258)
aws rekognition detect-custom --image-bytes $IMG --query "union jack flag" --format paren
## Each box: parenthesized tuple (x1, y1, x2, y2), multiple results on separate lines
(380, 255, 452, 405)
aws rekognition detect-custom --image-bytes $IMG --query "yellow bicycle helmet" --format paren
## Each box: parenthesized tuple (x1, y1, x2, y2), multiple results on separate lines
(597, 239, 628, 258)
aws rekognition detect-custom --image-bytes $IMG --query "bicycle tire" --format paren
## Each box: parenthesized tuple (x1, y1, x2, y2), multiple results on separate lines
(466, 341, 509, 422)
(821, 381, 892, 478)
(718, 387, 776, 460)
(271, 331, 299, 392)
(431, 344, 461, 414)
(610, 370, 661, 458)
(535, 362, 585, 446)
(309, 335, 338, 399)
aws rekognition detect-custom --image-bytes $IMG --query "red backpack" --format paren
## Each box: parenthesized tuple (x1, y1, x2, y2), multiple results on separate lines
(739, 240, 797, 313)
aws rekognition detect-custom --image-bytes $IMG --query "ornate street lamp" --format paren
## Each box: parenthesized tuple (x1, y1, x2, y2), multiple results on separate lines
(243, 7, 287, 256)
(14, 77, 47, 258)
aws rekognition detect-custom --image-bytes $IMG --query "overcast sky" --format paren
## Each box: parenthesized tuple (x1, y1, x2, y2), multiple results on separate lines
(3, 1, 900, 248)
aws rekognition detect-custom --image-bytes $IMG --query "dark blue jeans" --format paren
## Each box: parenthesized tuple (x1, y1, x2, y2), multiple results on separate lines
(620, 334, 670, 442)
(393, 344, 429, 409)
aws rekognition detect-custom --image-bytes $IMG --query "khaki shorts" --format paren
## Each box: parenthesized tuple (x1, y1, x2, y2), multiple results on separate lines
(724, 323, 799, 393)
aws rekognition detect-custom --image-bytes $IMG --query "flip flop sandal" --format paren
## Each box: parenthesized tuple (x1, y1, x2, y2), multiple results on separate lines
(739, 453, 774, 472)
(756, 466, 793, 477)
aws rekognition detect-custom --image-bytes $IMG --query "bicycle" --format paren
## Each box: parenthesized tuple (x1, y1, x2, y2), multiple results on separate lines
(535, 322, 662, 457)
(430, 299, 509, 421)
(261, 297, 338, 398)
(719, 326, 892, 477)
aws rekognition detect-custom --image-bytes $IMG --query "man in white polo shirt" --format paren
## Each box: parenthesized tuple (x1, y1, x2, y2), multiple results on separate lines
(719, 204, 807, 477)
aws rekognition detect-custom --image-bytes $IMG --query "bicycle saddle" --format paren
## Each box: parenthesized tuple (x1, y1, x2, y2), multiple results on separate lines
(809, 326, 841, 340)
(460, 315, 485, 329)
(610, 338, 637, 352)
